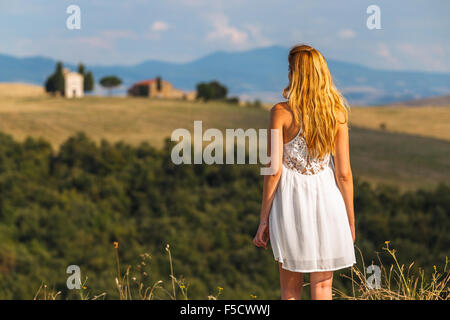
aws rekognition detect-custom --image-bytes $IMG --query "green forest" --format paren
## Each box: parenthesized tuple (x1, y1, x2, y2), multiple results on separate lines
(0, 131, 448, 299)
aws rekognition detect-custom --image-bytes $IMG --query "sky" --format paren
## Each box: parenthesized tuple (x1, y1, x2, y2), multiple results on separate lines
(0, 0, 449, 72)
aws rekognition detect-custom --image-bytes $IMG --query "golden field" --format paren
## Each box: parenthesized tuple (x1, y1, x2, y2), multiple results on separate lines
(349, 105, 450, 142)
(0, 83, 449, 191)
(0, 82, 45, 97)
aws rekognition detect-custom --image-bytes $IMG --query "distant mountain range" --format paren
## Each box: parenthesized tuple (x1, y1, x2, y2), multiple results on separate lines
(1, 46, 450, 105)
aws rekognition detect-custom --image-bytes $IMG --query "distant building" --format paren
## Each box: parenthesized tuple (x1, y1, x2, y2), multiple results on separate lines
(63, 68, 84, 98)
(128, 78, 196, 100)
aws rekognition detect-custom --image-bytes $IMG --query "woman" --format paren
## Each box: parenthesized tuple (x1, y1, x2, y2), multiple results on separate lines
(253, 44, 356, 300)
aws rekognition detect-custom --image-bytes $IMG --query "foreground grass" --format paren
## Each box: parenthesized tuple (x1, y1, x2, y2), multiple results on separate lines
(335, 243, 449, 300)
(34, 242, 449, 301)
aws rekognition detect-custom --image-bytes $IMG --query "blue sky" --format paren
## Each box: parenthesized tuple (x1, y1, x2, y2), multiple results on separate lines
(1, 0, 449, 71)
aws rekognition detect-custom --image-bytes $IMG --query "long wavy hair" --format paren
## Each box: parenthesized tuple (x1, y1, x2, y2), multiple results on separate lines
(282, 44, 349, 159)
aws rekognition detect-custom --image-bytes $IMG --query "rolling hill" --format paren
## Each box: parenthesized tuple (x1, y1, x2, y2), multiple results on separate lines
(0, 89, 448, 299)
(392, 94, 450, 107)
(2, 46, 450, 105)
(0, 92, 448, 191)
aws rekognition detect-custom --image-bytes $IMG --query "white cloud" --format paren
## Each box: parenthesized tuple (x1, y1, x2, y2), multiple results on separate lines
(244, 24, 273, 47)
(206, 13, 248, 46)
(397, 43, 448, 71)
(366, 42, 450, 72)
(146, 21, 172, 40)
(376, 42, 400, 68)
(151, 21, 171, 32)
(337, 29, 356, 39)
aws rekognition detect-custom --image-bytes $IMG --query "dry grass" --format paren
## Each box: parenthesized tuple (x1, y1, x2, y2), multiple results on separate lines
(1, 93, 449, 147)
(334, 243, 449, 300)
(0, 94, 449, 190)
(0, 95, 268, 150)
(350, 105, 450, 142)
(34, 242, 449, 300)
(34, 242, 223, 300)
(0, 83, 45, 97)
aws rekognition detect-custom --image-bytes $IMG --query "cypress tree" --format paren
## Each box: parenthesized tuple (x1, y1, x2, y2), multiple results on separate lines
(44, 62, 65, 95)
(84, 71, 94, 92)
(78, 63, 85, 76)
(156, 76, 162, 92)
(53, 62, 65, 95)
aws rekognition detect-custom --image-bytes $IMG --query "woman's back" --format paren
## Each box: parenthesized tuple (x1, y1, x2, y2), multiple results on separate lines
(277, 102, 332, 175)
(283, 126, 331, 175)
(254, 44, 355, 290)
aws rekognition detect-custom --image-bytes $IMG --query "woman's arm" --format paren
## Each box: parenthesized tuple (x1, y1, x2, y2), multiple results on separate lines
(253, 105, 285, 248)
(333, 111, 356, 242)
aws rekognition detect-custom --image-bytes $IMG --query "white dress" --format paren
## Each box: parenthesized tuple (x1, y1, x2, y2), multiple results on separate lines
(269, 126, 356, 273)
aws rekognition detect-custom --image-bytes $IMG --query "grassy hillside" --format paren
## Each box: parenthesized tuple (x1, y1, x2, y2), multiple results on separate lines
(0, 131, 448, 299)
(0, 87, 448, 300)
(349, 126, 449, 190)
(0, 96, 268, 149)
(392, 94, 450, 107)
(349, 105, 450, 141)
(0, 93, 449, 190)
(0, 83, 45, 97)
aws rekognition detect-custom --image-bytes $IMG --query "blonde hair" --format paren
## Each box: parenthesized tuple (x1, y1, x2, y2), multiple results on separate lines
(282, 44, 349, 159)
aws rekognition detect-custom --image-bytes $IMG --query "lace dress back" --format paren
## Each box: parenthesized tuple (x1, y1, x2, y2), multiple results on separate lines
(283, 127, 331, 175)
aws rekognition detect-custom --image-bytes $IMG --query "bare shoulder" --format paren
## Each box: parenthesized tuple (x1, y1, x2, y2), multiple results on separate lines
(269, 102, 290, 126)
(270, 101, 289, 112)
(336, 108, 348, 125)
(270, 102, 290, 118)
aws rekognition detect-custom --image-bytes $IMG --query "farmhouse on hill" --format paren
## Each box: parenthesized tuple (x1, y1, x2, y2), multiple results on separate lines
(63, 68, 83, 98)
(128, 78, 196, 100)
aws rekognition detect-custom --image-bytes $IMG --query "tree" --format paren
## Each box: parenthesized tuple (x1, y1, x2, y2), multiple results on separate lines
(99, 76, 122, 96)
(196, 83, 210, 101)
(78, 63, 94, 93)
(53, 62, 65, 94)
(45, 76, 55, 93)
(84, 71, 95, 92)
(77, 63, 85, 76)
(210, 80, 227, 100)
(196, 80, 228, 101)
(156, 76, 162, 92)
(226, 96, 240, 104)
(44, 62, 65, 96)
